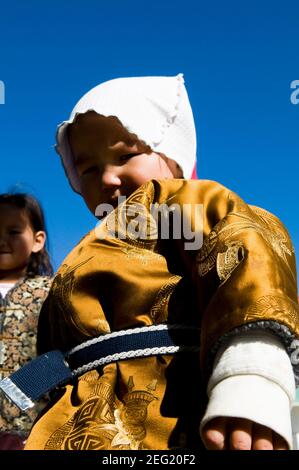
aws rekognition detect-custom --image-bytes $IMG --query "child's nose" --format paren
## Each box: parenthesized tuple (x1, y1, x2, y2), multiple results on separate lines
(101, 167, 122, 189)
(0, 235, 9, 249)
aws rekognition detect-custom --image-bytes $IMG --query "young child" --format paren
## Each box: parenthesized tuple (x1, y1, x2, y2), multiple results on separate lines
(0, 193, 53, 449)
(8, 75, 299, 450)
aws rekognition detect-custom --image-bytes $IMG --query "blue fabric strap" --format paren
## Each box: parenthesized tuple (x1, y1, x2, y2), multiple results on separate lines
(0, 325, 199, 411)
(0, 350, 72, 410)
(67, 326, 199, 370)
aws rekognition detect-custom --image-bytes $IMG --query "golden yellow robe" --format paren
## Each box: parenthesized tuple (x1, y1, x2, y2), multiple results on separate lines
(25, 179, 299, 450)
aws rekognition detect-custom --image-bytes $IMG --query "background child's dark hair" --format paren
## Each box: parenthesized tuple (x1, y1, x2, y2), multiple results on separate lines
(0, 193, 53, 277)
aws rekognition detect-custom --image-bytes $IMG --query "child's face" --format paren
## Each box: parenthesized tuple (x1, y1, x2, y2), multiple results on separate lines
(68, 112, 177, 215)
(0, 204, 45, 276)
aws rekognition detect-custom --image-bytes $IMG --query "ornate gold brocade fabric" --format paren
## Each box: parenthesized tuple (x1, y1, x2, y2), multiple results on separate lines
(25, 179, 299, 450)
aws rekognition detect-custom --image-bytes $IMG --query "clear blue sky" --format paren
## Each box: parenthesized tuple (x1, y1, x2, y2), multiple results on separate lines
(0, 0, 298, 276)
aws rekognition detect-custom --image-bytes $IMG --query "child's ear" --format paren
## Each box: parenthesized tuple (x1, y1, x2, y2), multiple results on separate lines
(32, 231, 46, 253)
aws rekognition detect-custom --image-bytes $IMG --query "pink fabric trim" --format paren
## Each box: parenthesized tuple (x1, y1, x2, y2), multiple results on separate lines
(191, 163, 197, 179)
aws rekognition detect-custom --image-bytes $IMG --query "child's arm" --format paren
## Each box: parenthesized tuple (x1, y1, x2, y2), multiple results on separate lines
(148, 178, 299, 450)
(200, 330, 295, 449)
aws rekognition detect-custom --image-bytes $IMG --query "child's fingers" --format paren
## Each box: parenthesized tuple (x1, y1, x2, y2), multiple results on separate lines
(272, 432, 288, 450)
(229, 418, 252, 450)
(202, 418, 287, 450)
(251, 423, 273, 450)
(201, 417, 227, 450)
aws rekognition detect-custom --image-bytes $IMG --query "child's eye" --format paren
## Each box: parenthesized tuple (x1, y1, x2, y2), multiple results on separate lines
(119, 153, 139, 162)
(81, 166, 98, 176)
(10, 230, 22, 235)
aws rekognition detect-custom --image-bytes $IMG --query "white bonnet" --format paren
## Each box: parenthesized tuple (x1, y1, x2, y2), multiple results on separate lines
(56, 73, 197, 193)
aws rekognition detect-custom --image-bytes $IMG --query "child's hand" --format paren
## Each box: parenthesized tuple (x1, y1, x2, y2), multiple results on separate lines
(201, 417, 288, 450)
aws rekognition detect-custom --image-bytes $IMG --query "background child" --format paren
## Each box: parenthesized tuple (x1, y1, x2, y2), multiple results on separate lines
(22, 75, 298, 450)
(0, 193, 53, 450)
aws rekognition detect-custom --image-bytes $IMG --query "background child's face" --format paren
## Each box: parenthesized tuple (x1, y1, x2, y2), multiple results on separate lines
(0, 204, 45, 275)
(68, 112, 177, 215)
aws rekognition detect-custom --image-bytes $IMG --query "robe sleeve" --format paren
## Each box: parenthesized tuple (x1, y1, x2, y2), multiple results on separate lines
(147, 178, 299, 380)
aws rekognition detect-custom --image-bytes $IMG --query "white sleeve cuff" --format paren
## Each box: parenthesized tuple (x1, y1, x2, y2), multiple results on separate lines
(200, 374, 293, 449)
(200, 331, 295, 449)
